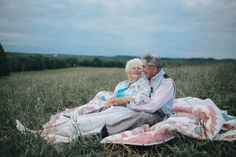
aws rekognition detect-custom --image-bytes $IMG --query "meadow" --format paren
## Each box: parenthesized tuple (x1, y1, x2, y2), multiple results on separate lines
(0, 61, 236, 157)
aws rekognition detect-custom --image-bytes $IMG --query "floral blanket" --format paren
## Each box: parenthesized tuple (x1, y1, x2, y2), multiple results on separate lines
(100, 97, 236, 145)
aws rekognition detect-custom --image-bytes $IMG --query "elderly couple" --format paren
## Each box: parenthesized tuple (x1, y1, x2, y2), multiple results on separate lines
(16, 53, 176, 143)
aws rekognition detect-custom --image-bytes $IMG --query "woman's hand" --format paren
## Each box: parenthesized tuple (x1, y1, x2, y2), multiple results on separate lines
(107, 97, 133, 107)
(107, 97, 119, 107)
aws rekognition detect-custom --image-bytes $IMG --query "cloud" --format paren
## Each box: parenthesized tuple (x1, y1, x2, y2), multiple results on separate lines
(0, 0, 235, 58)
(183, 51, 236, 59)
(0, 32, 45, 46)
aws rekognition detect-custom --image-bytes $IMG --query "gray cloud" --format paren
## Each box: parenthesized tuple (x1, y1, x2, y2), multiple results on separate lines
(0, 0, 235, 58)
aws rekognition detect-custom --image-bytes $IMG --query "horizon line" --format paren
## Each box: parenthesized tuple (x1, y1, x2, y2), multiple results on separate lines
(5, 51, 236, 60)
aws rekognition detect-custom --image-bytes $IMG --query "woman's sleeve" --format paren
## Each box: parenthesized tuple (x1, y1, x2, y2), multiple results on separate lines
(132, 78, 151, 105)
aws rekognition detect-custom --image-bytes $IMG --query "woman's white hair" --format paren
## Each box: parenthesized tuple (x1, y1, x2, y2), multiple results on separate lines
(125, 58, 143, 73)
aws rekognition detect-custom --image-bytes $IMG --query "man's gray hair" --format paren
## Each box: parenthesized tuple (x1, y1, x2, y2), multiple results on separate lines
(125, 58, 143, 72)
(143, 53, 162, 69)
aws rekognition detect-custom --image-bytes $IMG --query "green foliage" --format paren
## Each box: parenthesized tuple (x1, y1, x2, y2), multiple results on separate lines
(6, 53, 127, 72)
(0, 43, 10, 77)
(6, 52, 235, 72)
(0, 62, 235, 156)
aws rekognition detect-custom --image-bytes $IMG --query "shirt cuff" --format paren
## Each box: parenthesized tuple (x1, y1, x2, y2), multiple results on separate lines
(127, 102, 136, 109)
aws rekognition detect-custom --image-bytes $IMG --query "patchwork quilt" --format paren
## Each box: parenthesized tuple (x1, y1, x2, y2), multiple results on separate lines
(101, 97, 236, 145)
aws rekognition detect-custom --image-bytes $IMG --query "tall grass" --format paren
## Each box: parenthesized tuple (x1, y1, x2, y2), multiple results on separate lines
(0, 62, 235, 157)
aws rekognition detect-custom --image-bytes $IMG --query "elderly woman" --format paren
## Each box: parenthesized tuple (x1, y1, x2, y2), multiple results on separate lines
(16, 58, 151, 143)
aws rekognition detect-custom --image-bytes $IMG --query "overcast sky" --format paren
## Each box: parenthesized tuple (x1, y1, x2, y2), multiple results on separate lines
(0, 0, 236, 59)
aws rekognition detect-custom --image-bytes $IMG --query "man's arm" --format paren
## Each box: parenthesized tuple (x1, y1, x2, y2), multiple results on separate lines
(127, 79, 174, 113)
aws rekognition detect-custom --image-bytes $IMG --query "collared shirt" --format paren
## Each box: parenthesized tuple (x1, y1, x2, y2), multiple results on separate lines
(127, 69, 176, 115)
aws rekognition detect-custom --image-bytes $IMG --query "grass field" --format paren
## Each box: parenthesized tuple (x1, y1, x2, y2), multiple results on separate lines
(0, 62, 236, 157)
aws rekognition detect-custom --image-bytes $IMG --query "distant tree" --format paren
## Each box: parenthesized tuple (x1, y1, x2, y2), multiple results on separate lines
(66, 57, 79, 67)
(92, 58, 103, 67)
(0, 43, 10, 77)
(79, 59, 90, 67)
(31, 55, 46, 70)
(7, 55, 21, 72)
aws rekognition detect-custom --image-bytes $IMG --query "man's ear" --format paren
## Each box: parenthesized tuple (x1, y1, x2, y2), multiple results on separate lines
(151, 66, 158, 73)
(150, 65, 156, 70)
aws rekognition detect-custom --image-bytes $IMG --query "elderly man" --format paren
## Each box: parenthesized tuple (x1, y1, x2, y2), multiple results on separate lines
(104, 53, 176, 136)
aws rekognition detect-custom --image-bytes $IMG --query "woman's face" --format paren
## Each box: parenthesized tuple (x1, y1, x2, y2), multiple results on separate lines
(128, 64, 142, 81)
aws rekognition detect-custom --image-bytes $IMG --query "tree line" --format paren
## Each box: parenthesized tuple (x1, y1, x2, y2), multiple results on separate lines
(0, 43, 10, 77)
(7, 54, 126, 72)
(1, 43, 234, 77)
(0, 43, 127, 76)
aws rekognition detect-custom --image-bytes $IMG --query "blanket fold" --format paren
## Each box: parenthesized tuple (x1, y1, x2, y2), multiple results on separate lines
(101, 97, 236, 145)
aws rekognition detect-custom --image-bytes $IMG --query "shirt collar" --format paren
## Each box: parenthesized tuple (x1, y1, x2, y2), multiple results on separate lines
(150, 68, 165, 82)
